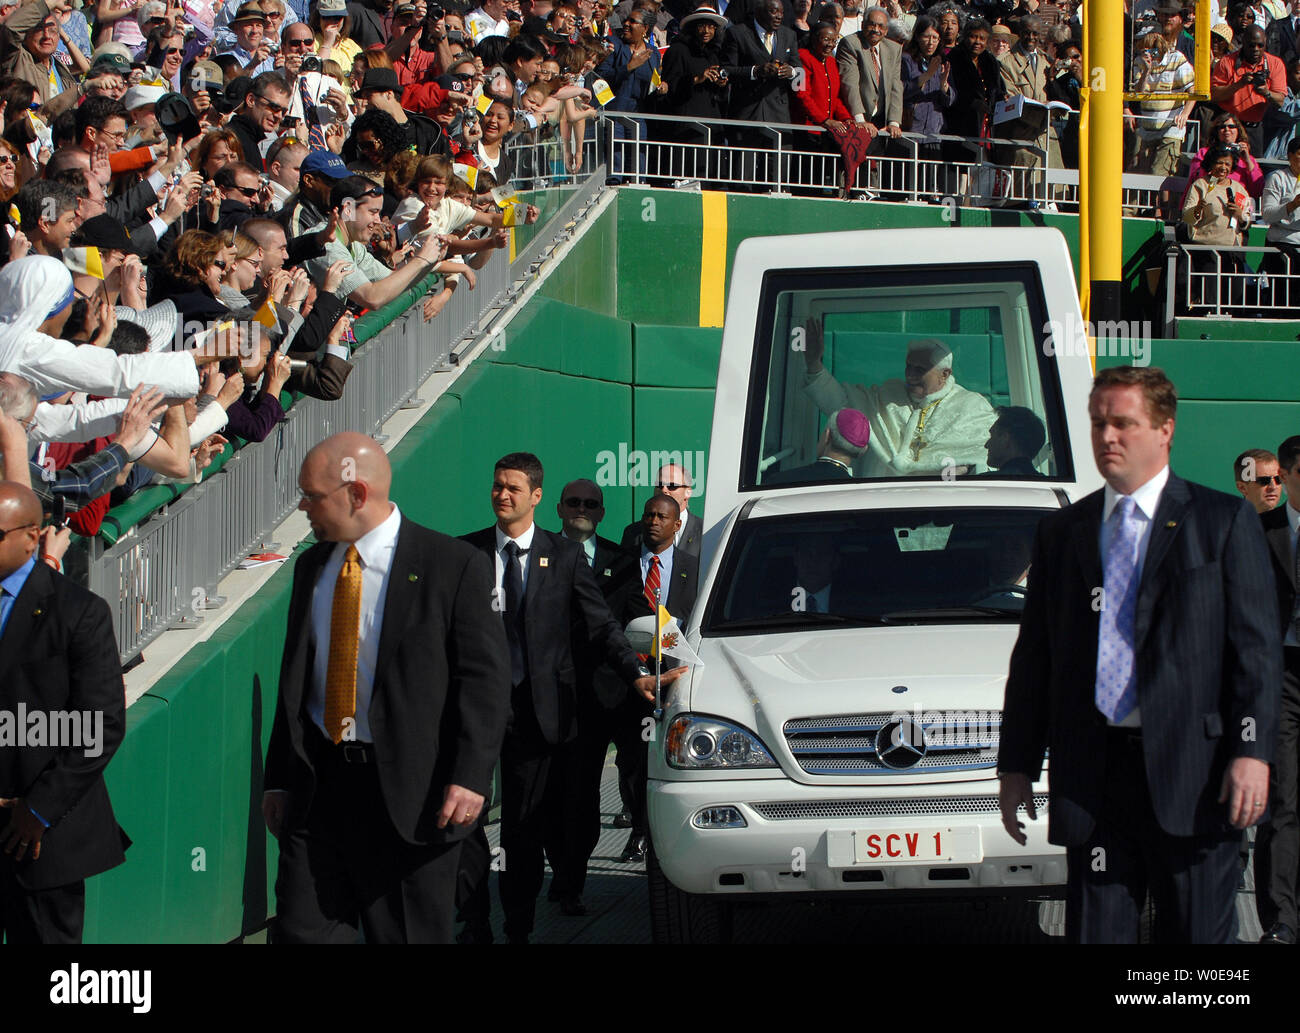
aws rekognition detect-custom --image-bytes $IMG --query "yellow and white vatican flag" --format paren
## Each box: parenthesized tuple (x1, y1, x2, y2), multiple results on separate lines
(652, 605, 704, 667)
(63, 246, 105, 279)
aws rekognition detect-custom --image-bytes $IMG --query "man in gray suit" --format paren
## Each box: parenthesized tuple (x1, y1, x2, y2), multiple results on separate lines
(837, 6, 903, 138)
(996, 16, 1053, 178)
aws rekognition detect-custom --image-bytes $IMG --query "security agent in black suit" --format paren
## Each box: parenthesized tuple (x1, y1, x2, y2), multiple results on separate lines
(999, 366, 1281, 943)
(619, 461, 704, 557)
(981, 405, 1047, 477)
(720, 0, 801, 183)
(263, 433, 510, 944)
(547, 479, 642, 914)
(611, 494, 698, 865)
(1255, 434, 1300, 944)
(0, 484, 128, 944)
(458, 453, 686, 943)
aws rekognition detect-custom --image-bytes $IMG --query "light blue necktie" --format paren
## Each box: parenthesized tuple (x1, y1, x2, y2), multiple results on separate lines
(1096, 496, 1141, 721)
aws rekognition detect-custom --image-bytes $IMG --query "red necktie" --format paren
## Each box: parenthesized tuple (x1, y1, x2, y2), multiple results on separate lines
(644, 555, 661, 612)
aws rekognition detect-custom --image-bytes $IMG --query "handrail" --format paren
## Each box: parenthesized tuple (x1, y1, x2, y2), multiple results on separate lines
(86, 169, 608, 663)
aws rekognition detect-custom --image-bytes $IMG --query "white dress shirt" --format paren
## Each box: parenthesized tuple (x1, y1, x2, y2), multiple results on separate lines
(675, 508, 690, 549)
(640, 542, 675, 610)
(1099, 464, 1171, 727)
(1286, 501, 1300, 648)
(308, 503, 402, 743)
(494, 522, 535, 614)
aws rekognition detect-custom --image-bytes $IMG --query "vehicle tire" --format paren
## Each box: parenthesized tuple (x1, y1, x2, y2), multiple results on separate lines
(647, 839, 724, 944)
(1139, 895, 1157, 944)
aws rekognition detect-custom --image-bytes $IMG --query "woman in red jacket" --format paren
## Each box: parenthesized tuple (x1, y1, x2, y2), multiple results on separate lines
(793, 21, 853, 192)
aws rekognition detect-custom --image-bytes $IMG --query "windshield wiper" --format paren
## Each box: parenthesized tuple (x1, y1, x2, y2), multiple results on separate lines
(882, 605, 1021, 619)
(715, 613, 893, 632)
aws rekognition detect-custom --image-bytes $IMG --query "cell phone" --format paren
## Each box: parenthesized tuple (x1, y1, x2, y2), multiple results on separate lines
(52, 494, 67, 530)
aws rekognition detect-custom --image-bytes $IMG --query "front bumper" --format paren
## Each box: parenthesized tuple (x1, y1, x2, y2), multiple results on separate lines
(649, 776, 1064, 896)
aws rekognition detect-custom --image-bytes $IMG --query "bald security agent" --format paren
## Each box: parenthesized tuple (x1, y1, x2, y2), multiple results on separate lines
(0, 483, 128, 944)
(264, 432, 510, 944)
(998, 366, 1281, 943)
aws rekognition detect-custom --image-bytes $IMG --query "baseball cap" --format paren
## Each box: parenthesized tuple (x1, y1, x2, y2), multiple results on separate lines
(317, 0, 348, 15)
(90, 51, 133, 77)
(72, 214, 134, 253)
(124, 84, 166, 112)
(301, 150, 351, 179)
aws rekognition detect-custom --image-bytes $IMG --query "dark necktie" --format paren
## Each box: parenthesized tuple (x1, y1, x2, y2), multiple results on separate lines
(503, 541, 527, 686)
(807, 593, 821, 614)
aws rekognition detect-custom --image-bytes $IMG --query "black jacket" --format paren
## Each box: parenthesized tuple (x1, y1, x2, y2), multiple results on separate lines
(999, 475, 1281, 843)
(460, 525, 642, 745)
(0, 562, 129, 891)
(265, 516, 511, 844)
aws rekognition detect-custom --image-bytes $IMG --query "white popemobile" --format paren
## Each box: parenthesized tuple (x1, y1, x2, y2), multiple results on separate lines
(637, 227, 1105, 943)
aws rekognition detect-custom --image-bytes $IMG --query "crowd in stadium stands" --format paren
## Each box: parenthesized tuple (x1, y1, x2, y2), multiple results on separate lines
(0, 0, 1297, 558)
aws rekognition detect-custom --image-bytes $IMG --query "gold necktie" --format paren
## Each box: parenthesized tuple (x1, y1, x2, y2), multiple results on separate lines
(764, 31, 774, 54)
(324, 545, 362, 743)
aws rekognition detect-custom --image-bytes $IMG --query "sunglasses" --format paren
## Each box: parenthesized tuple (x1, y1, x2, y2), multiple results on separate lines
(284, 37, 313, 48)
(255, 95, 288, 115)
(230, 184, 259, 197)
(0, 154, 17, 165)
(655, 482, 687, 491)
(0, 523, 37, 543)
(1251, 475, 1284, 486)
(563, 497, 601, 510)
(213, 259, 228, 270)
(163, 47, 183, 56)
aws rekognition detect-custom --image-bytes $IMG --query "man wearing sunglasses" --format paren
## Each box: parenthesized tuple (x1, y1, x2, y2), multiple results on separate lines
(1236, 447, 1284, 513)
(618, 461, 703, 557)
(1257, 435, 1300, 943)
(226, 70, 294, 172)
(0, 482, 129, 944)
(208, 161, 272, 231)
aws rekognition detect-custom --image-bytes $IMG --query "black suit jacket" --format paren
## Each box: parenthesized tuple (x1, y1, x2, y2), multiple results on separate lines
(1269, 15, 1300, 65)
(765, 458, 854, 485)
(0, 563, 128, 891)
(616, 543, 700, 628)
(1261, 504, 1297, 641)
(461, 525, 642, 744)
(265, 516, 510, 845)
(620, 509, 703, 559)
(999, 474, 1282, 843)
(720, 23, 800, 123)
(572, 534, 643, 709)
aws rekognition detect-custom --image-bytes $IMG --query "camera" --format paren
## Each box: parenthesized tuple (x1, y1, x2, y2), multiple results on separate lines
(1249, 69, 1269, 87)
(301, 55, 322, 73)
(1226, 142, 1244, 156)
(447, 28, 466, 43)
(267, 41, 279, 54)
(429, 3, 445, 20)
(200, 183, 215, 199)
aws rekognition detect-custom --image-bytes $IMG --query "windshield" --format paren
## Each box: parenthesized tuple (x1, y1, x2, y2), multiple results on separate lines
(704, 507, 1051, 633)
(742, 265, 1071, 489)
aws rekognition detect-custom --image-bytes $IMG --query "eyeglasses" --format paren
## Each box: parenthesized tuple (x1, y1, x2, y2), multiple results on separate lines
(655, 482, 687, 491)
(97, 128, 127, 143)
(563, 497, 601, 510)
(1251, 475, 1284, 486)
(0, 523, 37, 543)
(255, 95, 289, 115)
(298, 482, 349, 505)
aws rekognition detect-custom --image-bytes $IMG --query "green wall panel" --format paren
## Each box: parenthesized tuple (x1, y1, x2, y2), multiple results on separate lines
(632, 325, 722, 388)
(615, 190, 704, 325)
(1176, 317, 1300, 341)
(540, 203, 618, 316)
(84, 695, 170, 943)
(1167, 399, 1300, 493)
(502, 295, 633, 383)
(627, 385, 714, 522)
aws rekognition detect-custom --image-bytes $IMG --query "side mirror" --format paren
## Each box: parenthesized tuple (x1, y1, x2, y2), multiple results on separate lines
(624, 614, 658, 654)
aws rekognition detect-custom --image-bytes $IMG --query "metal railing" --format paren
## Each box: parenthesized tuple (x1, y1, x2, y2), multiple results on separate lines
(88, 168, 610, 663)
(1164, 242, 1300, 328)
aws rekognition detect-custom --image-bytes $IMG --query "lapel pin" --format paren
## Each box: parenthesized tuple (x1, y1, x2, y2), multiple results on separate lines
(33, 608, 42, 616)
(603, 568, 612, 577)
(539, 557, 549, 568)
(1165, 521, 1177, 529)
(408, 573, 419, 582)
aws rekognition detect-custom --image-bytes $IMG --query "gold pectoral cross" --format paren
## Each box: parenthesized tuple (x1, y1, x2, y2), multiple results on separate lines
(908, 400, 941, 462)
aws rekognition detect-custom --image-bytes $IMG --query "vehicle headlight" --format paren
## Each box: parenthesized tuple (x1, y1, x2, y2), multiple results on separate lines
(665, 714, 778, 769)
